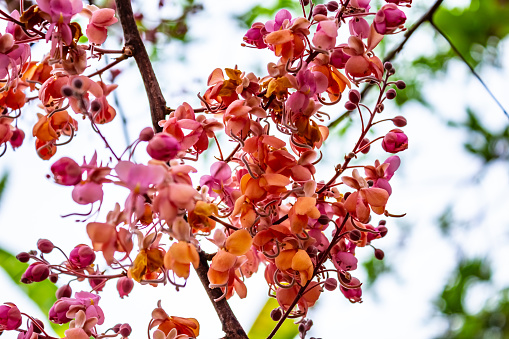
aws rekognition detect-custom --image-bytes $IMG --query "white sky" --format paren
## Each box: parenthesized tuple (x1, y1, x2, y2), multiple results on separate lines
(1, 0, 509, 338)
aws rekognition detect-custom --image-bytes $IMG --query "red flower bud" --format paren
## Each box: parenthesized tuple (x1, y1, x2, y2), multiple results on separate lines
(139, 127, 155, 141)
(21, 262, 50, 283)
(0, 303, 22, 330)
(56, 285, 72, 299)
(392, 115, 407, 127)
(69, 244, 96, 268)
(117, 277, 134, 298)
(382, 129, 408, 153)
(9, 127, 24, 149)
(374, 4, 406, 35)
(37, 239, 54, 254)
(51, 157, 82, 186)
(146, 133, 180, 161)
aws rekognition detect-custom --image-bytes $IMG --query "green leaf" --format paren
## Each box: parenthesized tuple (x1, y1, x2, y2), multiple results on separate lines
(248, 298, 298, 339)
(0, 248, 68, 336)
(0, 172, 7, 204)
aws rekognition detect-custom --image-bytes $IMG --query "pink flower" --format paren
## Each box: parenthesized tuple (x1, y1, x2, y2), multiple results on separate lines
(9, 127, 24, 149)
(265, 9, 292, 33)
(49, 291, 104, 325)
(147, 133, 181, 161)
(0, 303, 22, 331)
(312, 19, 338, 50)
(382, 129, 408, 153)
(342, 32, 384, 80)
(340, 277, 362, 302)
(373, 4, 406, 35)
(350, 0, 371, 10)
(51, 157, 83, 186)
(85, 8, 118, 45)
(37, 0, 83, 44)
(244, 22, 267, 49)
(115, 161, 165, 195)
(349, 18, 370, 39)
(286, 67, 328, 113)
(386, 0, 412, 6)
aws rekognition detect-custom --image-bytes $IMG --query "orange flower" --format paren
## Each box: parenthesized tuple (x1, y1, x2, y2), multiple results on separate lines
(288, 196, 321, 234)
(150, 301, 200, 338)
(163, 241, 200, 279)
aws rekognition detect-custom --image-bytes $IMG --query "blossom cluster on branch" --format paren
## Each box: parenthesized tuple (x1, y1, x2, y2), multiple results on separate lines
(0, 0, 412, 338)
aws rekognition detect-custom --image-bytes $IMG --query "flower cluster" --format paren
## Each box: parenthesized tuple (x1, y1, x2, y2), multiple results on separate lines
(1, 0, 412, 338)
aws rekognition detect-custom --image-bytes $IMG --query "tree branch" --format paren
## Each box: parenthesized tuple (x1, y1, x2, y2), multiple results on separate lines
(328, 0, 444, 129)
(195, 251, 249, 339)
(114, 2, 247, 337)
(115, 0, 167, 132)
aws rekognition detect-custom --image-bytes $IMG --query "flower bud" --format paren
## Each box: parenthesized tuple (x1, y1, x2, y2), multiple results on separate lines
(349, 229, 362, 242)
(90, 99, 102, 112)
(378, 226, 388, 237)
(395, 80, 406, 89)
(21, 262, 50, 283)
(69, 245, 96, 268)
(16, 252, 30, 263)
(317, 214, 330, 225)
(147, 133, 181, 162)
(270, 308, 282, 321)
(71, 78, 83, 90)
(89, 276, 107, 292)
(386, 88, 397, 100)
(384, 62, 393, 70)
(348, 89, 361, 104)
(31, 318, 44, 333)
(56, 285, 72, 299)
(324, 278, 338, 291)
(0, 302, 22, 330)
(37, 239, 54, 254)
(301, 0, 310, 5)
(359, 137, 370, 154)
(392, 115, 407, 127)
(112, 324, 122, 333)
(51, 157, 82, 186)
(326, 1, 339, 11)
(312, 4, 327, 16)
(139, 127, 155, 141)
(117, 277, 134, 298)
(49, 273, 58, 283)
(374, 248, 385, 260)
(382, 129, 408, 153)
(9, 128, 25, 149)
(344, 101, 357, 111)
(374, 4, 406, 35)
(119, 323, 132, 337)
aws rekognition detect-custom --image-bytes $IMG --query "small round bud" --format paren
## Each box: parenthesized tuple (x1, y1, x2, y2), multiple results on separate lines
(313, 4, 328, 16)
(21, 262, 50, 283)
(349, 229, 362, 242)
(298, 323, 306, 333)
(386, 88, 397, 100)
(16, 252, 31, 263)
(139, 127, 155, 141)
(344, 101, 357, 111)
(378, 220, 386, 226)
(374, 248, 385, 260)
(367, 180, 374, 187)
(117, 276, 134, 298)
(37, 239, 54, 254)
(384, 62, 393, 70)
(301, 0, 310, 5)
(395, 80, 406, 89)
(378, 226, 388, 237)
(324, 278, 338, 291)
(270, 308, 282, 321)
(392, 115, 407, 127)
(61, 86, 74, 97)
(307, 246, 318, 258)
(112, 324, 122, 333)
(377, 103, 385, 113)
(348, 89, 361, 104)
(49, 273, 58, 284)
(359, 137, 370, 154)
(31, 319, 44, 333)
(56, 284, 72, 299)
(318, 214, 330, 225)
(69, 244, 96, 268)
(147, 133, 181, 162)
(90, 99, 102, 112)
(71, 78, 83, 90)
(326, 1, 339, 11)
(119, 324, 132, 337)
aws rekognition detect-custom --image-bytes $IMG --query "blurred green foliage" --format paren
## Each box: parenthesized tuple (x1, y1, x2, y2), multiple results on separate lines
(248, 298, 299, 339)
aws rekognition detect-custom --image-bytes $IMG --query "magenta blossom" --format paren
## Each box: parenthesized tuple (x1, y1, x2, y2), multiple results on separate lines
(0, 303, 22, 331)
(115, 161, 165, 195)
(117, 277, 134, 298)
(244, 22, 267, 49)
(51, 157, 82, 186)
(374, 4, 406, 35)
(364, 155, 400, 195)
(200, 161, 233, 201)
(340, 277, 363, 302)
(350, 0, 371, 10)
(37, 0, 83, 44)
(21, 262, 50, 284)
(312, 19, 338, 50)
(9, 127, 24, 149)
(349, 18, 370, 39)
(265, 9, 292, 33)
(333, 251, 358, 271)
(382, 129, 408, 153)
(69, 244, 96, 268)
(85, 8, 118, 45)
(286, 67, 328, 113)
(49, 291, 104, 325)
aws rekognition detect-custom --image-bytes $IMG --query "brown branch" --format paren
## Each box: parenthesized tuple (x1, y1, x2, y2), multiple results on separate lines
(195, 251, 249, 339)
(328, 0, 445, 129)
(115, 0, 167, 133)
